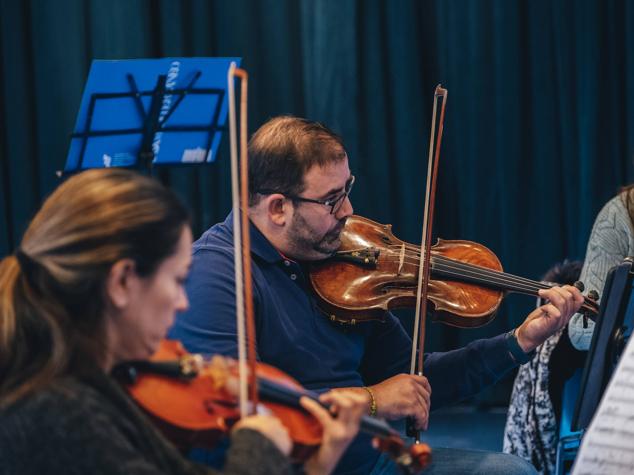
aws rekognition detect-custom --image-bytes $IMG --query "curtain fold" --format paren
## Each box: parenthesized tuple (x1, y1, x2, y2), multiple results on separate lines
(1, 0, 633, 359)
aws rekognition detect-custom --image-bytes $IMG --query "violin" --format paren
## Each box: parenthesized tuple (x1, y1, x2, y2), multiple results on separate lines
(309, 214, 600, 326)
(116, 339, 431, 473)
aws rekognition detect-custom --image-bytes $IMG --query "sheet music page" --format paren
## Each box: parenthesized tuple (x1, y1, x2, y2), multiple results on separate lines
(572, 334, 634, 474)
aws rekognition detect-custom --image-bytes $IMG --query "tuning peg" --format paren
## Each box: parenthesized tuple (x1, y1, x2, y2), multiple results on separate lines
(573, 281, 585, 292)
(588, 289, 600, 301)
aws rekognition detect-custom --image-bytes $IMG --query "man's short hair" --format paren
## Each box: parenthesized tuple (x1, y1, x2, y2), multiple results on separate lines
(248, 116, 347, 206)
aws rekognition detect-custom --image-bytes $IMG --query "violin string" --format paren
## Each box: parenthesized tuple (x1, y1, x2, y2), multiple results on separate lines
(379, 249, 548, 293)
(392, 258, 547, 294)
(431, 258, 552, 292)
(378, 249, 596, 308)
(379, 249, 577, 296)
(382, 244, 553, 290)
(432, 256, 547, 291)
(431, 262, 545, 293)
(379, 255, 596, 309)
(379, 255, 544, 292)
(430, 256, 597, 309)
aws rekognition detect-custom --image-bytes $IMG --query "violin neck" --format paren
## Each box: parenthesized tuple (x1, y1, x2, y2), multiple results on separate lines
(112, 360, 192, 384)
(431, 256, 545, 296)
(430, 257, 598, 317)
(257, 377, 396, 438)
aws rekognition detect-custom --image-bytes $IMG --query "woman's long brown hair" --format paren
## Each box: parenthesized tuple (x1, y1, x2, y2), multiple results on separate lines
(0, 169, 189, 408)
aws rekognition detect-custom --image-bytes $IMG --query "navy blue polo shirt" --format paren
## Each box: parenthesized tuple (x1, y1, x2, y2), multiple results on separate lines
(169, 213, 522, 474)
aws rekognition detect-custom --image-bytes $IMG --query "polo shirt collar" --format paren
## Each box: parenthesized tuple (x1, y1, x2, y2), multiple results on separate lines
(224, 211, 285, 264)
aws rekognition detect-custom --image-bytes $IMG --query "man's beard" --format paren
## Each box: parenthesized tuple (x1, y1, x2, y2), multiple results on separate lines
(287, 209, 346, 260)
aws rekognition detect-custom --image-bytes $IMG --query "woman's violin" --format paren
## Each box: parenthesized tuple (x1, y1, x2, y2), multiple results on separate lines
(115, 339, 431, 473)
(309, 215, 600, 326)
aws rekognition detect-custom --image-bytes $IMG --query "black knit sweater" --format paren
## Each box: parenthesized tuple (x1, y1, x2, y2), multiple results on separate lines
(0, 370, 293, 475)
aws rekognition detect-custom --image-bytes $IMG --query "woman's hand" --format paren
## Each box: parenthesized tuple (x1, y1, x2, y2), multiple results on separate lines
(232, 414, 292, 456)
(302, 390, 367, 475)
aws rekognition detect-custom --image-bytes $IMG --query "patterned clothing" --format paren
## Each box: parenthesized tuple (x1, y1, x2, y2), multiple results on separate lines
(568, 193, 634, 350)
(503, 330, 562, 474)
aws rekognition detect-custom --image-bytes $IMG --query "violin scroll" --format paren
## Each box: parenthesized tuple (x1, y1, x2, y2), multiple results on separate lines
(373, 436, 432, 474)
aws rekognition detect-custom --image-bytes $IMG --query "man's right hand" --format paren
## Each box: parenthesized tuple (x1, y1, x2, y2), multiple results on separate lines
(370, 374, 431, 430)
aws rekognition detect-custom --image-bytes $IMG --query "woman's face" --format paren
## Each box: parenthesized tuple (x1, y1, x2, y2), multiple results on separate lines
(106, 226, 192, 366)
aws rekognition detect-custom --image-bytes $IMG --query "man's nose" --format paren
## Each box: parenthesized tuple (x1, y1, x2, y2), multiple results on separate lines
(335, 195, 353, 219)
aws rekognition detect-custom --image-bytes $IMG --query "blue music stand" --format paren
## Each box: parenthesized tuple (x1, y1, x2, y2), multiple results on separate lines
(63, 57, 241, 173)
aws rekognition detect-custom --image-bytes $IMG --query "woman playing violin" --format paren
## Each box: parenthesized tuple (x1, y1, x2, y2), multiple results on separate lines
(0, 168, 366, 475)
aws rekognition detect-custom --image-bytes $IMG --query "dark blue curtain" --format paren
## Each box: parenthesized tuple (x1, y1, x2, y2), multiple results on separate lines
(2, 1, 634, 371)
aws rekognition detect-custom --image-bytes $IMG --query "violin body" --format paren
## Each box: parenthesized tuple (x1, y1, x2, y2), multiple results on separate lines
(310, 215, 503, 326)
(121, 340, 431, 472)
(123, 340, 322, 460)
(125, 340, 237, 451)
(309, 215, 599, 326)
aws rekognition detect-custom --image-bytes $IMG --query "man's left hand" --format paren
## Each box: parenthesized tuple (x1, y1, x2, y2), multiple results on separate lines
(515, 285, 584, 353)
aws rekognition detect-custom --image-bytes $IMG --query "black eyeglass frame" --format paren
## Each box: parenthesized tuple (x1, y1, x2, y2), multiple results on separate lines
(257, 175, 355, 215)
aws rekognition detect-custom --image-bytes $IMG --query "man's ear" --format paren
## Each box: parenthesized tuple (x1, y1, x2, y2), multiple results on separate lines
(265, 194, 290, 226)
(105, 259, 138, 309)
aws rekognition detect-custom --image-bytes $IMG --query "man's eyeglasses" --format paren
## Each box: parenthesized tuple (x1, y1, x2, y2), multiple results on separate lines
(257, 175, 355, 215)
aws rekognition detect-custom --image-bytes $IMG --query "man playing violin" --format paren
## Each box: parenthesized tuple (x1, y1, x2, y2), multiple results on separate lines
(170, 116, 584, 475)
